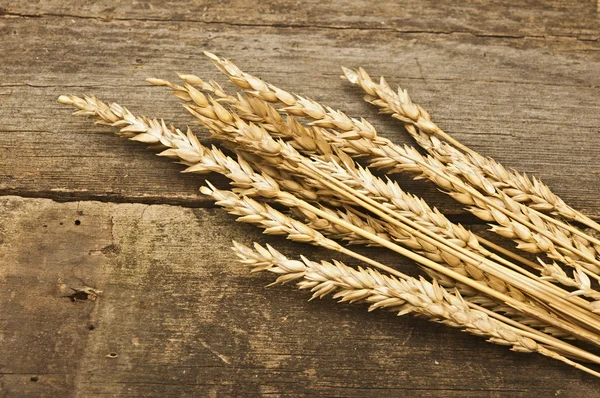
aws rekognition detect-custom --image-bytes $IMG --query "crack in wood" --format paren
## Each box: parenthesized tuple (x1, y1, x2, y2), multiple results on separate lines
(2, 9, 599, 43)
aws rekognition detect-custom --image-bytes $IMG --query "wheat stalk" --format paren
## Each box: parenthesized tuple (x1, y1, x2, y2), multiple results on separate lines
(58, 86, 600, 377)
(233, 241, 600, 377)
(199, 54, 600, 285)
(57, 52, 600, 378)
(153, 71, 600, 308)
(59, 94, 600, 347)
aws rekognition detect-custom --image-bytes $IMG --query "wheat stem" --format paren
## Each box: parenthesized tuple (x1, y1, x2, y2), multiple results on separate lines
(233, 241, 600, 376)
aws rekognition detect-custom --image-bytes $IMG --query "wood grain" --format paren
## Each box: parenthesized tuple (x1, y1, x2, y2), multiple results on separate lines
(1, 9, 600, 215)
(3, 0, 600, 40)
(1, 0, 600, 396)
(1, 196, 597, 397)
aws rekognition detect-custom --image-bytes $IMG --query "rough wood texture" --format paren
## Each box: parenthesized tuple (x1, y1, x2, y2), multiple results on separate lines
(2, 2, 600, 215)
(1, 1, 600, 396)
(1, 196, 598, 397)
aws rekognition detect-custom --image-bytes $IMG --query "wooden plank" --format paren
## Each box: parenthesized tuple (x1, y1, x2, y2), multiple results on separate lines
(0, 196, 597, 397)
(1, 15, 600, 216)
(2, 0, 600, 40)
(0, 197, 110, 397)
(2, 1, 600, 396)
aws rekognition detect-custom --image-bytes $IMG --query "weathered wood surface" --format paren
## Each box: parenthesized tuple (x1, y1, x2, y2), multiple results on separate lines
(2, 2, 600, 215)
(1, 0, 600, 396)
(4, 0, 600, 40)
(1, 196, 598, 397)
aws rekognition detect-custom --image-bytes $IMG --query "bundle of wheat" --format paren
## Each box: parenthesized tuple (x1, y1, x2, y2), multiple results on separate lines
(58, 53, 600, 377)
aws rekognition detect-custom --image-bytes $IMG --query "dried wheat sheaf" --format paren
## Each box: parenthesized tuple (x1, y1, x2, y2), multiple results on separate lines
(59, 53, 600, 378)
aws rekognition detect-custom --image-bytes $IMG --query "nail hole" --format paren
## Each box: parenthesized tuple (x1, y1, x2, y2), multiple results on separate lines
(74, 220, 81, 226)
(67, 290, 88, 302)
(107, 352, 118, 358)
(59, 222, 63, 225)
(30, 376, 39, 382)
(87, 324, 95, 331)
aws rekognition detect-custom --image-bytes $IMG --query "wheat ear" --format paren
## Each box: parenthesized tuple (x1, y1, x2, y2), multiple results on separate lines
(58, 94, 600, 342)
(233, 241, 600, 377)
(342, 66, 600, 233)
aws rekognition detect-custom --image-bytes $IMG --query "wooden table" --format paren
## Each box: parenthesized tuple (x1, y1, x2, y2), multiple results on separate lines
(1, 1, 600, 396)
